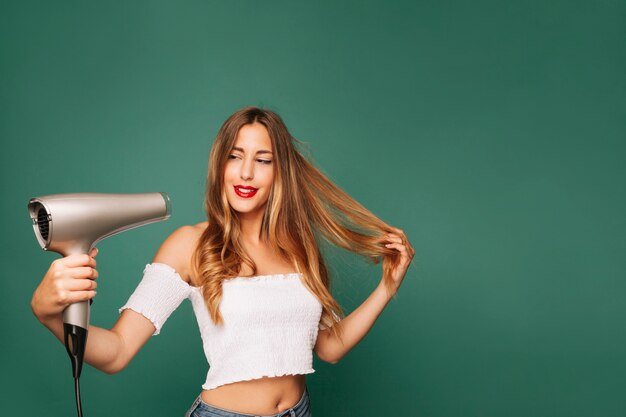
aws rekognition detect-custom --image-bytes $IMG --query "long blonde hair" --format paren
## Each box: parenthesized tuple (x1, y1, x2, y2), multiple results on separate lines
(191, 106, 399, 341)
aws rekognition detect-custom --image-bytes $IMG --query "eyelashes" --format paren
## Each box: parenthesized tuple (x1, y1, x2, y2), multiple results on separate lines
(227, 154, 272, 164)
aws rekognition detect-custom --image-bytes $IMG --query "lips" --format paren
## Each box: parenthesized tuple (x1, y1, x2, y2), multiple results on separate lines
(234, 185, 258, 198)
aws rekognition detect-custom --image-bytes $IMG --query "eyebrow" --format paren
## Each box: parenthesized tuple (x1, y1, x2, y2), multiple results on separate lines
(232, 147, 273, 155)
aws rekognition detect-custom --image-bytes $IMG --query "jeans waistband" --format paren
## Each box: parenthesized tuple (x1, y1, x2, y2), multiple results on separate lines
(186, 385, 310, 417)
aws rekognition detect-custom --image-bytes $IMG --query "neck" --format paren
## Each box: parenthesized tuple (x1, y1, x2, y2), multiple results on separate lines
(237, 209, 265, 245)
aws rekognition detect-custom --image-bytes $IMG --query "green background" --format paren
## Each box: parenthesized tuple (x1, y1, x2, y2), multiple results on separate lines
(1, 1, 624, 416)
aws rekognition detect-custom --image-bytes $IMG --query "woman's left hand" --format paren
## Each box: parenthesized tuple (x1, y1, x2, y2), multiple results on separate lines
(382, 227, 415, 291)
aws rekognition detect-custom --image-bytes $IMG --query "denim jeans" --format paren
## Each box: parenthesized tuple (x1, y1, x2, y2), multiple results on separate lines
(184, 385, 312, 417)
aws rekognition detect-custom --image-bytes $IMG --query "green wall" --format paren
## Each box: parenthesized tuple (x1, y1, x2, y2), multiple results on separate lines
(1, 1, 624, 416)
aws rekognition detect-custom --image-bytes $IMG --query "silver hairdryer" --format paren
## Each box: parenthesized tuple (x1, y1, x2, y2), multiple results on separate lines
(27, 192, 171, 416)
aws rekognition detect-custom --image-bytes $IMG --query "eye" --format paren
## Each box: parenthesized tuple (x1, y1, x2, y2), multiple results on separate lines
(227, 154, 240, 160)
(257, 159, 272, 165)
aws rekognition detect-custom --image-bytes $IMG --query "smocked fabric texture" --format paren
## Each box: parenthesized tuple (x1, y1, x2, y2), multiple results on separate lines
(119, 263, 324, 391)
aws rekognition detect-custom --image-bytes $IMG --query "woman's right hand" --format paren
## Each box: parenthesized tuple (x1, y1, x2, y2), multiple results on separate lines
(31, 247, 99, 323)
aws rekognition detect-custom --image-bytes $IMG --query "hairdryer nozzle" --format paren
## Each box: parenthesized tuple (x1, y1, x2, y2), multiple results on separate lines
(160, 192, 172, 218)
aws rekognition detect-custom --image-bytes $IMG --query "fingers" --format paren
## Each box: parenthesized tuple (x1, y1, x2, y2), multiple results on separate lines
(65, 276, 98, 291)
(57, 251, 97, 268)
(382, 234, 403, 244)
(382, 229, 415, 259)
(49, 253, 99, 302)
(60, 290, 97, 304)
(384, 242, 411, 261)
(67, 266, 98, 281)
(34, 250, 101, 318)
(53, 277, 98, 306)
(50, 261, 98, 280)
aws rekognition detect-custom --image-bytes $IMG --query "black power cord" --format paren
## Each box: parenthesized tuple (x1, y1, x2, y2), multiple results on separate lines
(74, 377, 84, 417)
(64, 323, 88, 417)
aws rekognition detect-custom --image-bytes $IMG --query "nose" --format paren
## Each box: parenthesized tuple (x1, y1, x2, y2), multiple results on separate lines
(240, 157, 254, 181)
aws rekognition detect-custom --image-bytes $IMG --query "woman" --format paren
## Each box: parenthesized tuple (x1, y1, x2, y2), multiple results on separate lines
(31, 107, 415, 417)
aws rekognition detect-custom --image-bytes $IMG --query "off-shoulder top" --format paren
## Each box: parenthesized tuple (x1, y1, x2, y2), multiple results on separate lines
(119, 263, 326, 391)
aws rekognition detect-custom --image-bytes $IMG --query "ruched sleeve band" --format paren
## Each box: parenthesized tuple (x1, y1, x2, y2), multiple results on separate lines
(118, 263, 191, 335)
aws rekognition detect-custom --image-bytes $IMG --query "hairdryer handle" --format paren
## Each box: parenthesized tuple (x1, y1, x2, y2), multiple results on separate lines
(63, 300, 90, 330)
(63, 301, 90, 380)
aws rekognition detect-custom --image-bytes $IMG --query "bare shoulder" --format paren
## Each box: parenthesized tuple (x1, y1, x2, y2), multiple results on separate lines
(151, 221, 208, 283)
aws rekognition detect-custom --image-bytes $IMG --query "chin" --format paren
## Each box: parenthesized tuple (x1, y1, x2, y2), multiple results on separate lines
(226, 196, 267, 216)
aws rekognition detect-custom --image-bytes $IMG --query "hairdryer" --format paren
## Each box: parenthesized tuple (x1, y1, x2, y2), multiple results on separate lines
(27, 192, 171, 416)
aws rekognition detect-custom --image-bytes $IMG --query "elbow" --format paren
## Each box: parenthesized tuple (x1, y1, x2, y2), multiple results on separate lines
(101, 367, 119, 376)
(98, 356, 129, 375)
(102, 364, 123, 375)
(315, 351, 335, 365)
(320, 356, 338, 365)
(328, 353, 344, 365)
(99, 364, 120, 375)
(99, 328, 132, 375)
(318, 351, 341, 365)
(314, 331, 344, 365)
(100, 362, 126, 375)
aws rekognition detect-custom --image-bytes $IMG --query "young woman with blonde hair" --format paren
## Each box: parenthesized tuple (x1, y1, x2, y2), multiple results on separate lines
(31, 106, 414, 417)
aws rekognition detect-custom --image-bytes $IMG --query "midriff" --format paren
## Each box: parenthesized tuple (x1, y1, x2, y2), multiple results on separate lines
(200, 374, 306, 415)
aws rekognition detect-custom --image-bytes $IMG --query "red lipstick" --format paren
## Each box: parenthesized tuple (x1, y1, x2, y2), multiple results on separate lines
(234, 185, 258, 198)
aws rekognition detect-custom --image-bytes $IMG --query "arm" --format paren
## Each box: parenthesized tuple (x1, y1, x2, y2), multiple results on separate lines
(36, 308, 154, 375)
(314, 226, 414, 364)
(314, 282, 396, 364)
(32, 225, 199, 374)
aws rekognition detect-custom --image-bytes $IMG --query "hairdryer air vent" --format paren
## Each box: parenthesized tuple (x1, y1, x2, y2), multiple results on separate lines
(37, 207, 51, 240)
(29, 201, 51, 249)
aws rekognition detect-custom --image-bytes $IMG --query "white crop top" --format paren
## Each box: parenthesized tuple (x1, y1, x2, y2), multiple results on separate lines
(119, 263, 326, 390)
